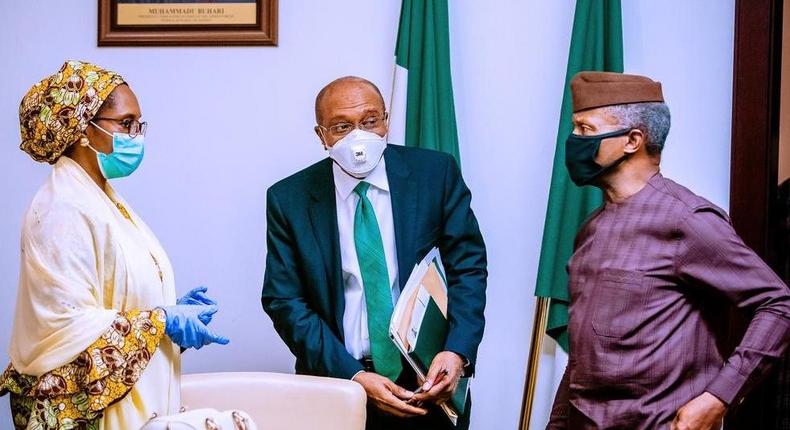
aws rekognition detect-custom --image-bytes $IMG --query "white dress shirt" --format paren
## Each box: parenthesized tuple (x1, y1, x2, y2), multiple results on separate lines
(333, 159, 400, 361)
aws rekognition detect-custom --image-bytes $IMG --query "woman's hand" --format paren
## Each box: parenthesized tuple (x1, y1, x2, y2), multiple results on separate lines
(176, 287, 218, 324)
(162, 304, 230, 350)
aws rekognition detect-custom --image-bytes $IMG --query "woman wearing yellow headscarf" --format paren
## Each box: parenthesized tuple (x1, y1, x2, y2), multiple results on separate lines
(0, 60, 230, 430)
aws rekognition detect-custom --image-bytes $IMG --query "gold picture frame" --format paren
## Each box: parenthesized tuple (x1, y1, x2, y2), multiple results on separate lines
(98, 0, 277, 47)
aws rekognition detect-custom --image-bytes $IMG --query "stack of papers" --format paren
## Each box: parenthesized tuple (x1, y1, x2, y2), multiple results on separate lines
(389, 247, 469, 426)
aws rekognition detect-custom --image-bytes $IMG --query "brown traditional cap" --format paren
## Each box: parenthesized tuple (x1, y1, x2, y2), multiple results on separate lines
(571, 71, 664, 113)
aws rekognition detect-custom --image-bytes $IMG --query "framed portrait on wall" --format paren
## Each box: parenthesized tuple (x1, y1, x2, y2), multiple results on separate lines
(98, 0, 277, 46)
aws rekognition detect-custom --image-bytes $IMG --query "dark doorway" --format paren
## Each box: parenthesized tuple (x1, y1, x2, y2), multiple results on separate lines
(727, 0, 788, 427)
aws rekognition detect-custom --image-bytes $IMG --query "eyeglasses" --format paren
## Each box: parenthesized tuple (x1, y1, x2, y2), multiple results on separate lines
(318, 112, 388, 139)
(93, 117, 148, 138)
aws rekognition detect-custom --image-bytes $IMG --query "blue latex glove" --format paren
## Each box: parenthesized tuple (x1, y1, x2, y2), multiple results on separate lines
(177, 287, 217, 324)
(162, 305, 230, 350)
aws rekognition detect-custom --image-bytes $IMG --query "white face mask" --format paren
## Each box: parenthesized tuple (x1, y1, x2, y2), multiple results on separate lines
(326, 129, 387, 178)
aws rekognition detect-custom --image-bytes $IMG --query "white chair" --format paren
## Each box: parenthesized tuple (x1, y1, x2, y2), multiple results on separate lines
(180, 372, 367, 430)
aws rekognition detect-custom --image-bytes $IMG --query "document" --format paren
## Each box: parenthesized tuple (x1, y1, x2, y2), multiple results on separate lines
(389, 248, 470, 425)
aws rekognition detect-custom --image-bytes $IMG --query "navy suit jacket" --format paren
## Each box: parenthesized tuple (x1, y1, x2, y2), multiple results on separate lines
(262, 145, 487, 380)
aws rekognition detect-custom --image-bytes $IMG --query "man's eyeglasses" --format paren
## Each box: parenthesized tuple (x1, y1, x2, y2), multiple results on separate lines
(93, 117, 148, 138)
(318, 113, 388, 139)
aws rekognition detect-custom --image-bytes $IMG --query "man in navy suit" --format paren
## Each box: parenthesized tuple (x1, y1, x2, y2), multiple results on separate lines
(262, 76, 487, 430)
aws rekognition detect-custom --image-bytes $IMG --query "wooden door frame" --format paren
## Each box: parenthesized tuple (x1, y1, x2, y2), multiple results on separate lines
(730, 0, 783, 265)
(728, 0, 784, 426)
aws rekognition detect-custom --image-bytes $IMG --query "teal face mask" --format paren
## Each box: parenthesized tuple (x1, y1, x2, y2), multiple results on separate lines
(87, 121, 145, 179)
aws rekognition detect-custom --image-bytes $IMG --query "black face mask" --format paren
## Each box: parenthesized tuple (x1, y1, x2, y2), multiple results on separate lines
(565, 128, 632, 186)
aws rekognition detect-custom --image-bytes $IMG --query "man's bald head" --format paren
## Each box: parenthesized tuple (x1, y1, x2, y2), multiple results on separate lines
(314, 76, 385, 124)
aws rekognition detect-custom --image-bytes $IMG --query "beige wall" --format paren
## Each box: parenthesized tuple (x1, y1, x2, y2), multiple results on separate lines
(779, 0, 790, 183)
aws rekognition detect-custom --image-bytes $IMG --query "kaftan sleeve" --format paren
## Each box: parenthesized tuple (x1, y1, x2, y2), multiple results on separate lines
(2, 201, 169, 426)
(1, 309, 166, 427)
(676, 207, 790, 405)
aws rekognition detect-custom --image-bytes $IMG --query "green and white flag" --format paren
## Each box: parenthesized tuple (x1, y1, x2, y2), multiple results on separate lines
(529, 2, 624, 427)
(535, 0, 624, 351)
(389, 0, 460, 164)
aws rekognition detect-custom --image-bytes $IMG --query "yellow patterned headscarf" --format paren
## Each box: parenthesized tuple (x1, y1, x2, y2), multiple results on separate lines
(19, 60, 125, 164)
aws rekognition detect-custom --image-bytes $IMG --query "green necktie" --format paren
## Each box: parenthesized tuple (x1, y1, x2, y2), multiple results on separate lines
(353, 181, 402, 381)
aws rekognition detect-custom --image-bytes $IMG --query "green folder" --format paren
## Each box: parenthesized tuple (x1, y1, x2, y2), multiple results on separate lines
(389, 249, 470, 424)
(409, 295, 469, 415)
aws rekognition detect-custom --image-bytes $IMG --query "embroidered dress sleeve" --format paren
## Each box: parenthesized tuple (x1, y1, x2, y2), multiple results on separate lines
(0, 309, 166, 429)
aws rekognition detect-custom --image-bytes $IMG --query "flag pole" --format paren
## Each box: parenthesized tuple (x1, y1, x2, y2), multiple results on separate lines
(519, 296, 550, 430)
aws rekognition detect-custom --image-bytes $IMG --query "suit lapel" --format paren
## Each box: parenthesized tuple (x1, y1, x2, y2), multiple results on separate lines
(385, 146, 418, 291)
(307, 159, 346, 336)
